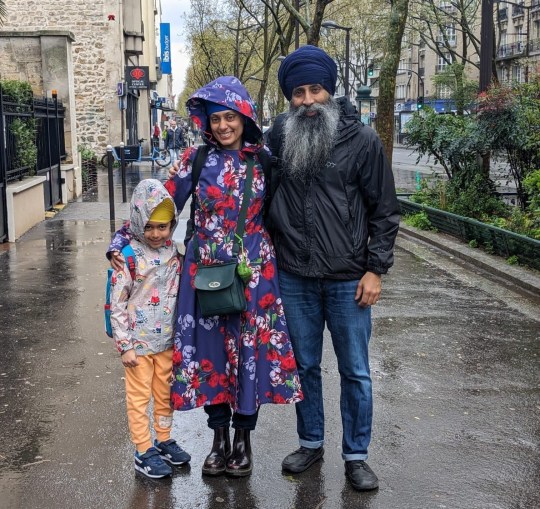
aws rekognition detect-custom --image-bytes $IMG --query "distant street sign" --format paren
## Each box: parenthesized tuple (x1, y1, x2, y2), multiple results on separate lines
(116, 82, 124, 96)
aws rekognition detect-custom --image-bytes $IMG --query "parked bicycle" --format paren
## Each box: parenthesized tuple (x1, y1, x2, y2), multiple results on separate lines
(100, 138, 171, 167)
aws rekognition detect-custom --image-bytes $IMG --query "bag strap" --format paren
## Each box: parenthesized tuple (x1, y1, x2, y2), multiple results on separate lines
(193, 155, 255, 263)
(231, 157, 254, 256)
(183, 145, 210, 249)
(122, 244, 136, 280)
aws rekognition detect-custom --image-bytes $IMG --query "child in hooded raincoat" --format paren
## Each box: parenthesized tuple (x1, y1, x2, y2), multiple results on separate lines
(109, 178, 190, 479)
(108, 77, 303, 478)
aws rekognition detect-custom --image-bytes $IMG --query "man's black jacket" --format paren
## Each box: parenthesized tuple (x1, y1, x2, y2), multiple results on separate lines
(265, 97, 400, 280)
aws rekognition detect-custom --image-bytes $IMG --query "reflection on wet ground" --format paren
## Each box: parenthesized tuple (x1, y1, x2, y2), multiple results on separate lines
(0, 163, 538, 509)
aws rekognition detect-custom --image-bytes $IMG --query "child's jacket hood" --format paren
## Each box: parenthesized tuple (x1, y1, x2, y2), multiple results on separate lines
(129, 179, 177, 241)
(187, 76, 263, 149)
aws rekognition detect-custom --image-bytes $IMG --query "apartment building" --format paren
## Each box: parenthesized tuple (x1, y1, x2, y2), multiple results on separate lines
(367, 1, 481, 140)
(495, 0, 540, 83)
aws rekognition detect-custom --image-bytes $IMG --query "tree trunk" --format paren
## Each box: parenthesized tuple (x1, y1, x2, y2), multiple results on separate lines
(376, 0, 410, 165)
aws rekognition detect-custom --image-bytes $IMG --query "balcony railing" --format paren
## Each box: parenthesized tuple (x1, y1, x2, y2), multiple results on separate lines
(512, 4, 525, 17)
(496, 42, 525, 59)
(528, 38, 540, 54)
(498, 7, 508, 21)
(532, 0, 540, 10)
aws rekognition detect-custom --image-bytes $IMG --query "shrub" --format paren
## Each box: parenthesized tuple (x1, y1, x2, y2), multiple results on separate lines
(506, 255, 519, 265)
(403, 211, 436, 231)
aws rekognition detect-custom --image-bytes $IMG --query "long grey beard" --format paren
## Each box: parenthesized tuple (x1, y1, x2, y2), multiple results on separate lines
(282, 97, 340, 182)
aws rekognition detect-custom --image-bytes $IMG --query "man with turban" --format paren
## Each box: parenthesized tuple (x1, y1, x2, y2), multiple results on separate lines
(265, 45, 400, 491)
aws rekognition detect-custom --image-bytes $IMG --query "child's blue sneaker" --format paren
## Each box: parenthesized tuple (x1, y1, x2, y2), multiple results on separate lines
(154, 439, 191, 466)
(134, 447, 173, 478)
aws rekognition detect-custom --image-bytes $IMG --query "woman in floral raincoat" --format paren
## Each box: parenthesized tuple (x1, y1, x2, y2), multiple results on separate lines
(165, 76, 302, 477)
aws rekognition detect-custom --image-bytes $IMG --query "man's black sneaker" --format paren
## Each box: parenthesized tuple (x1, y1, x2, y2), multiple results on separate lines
(345, 460, 379, 491)
(282, 446, 324, 473)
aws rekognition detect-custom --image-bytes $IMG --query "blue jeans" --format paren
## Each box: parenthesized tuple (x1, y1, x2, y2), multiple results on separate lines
(279, 270, 373, 461)
(169, 148, 179, 163)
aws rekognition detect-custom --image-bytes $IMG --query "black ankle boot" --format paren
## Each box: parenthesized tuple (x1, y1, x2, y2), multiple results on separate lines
(225, 428, 252, 477)
(202, 426, 231, 476)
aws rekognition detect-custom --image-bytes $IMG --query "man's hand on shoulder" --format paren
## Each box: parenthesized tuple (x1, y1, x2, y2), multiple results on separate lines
(355, 272, 382, 307)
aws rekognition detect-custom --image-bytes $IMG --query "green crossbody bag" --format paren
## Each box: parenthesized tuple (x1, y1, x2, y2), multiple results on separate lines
(193, 157, 254, 317)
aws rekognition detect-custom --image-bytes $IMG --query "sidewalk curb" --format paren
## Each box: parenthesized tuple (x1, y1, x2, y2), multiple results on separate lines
(398, 224, 540, 297)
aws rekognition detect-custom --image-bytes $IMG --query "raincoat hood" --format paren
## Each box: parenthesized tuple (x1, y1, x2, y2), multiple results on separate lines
(186, 76, 263, 149)
(129, 179, 177, 242)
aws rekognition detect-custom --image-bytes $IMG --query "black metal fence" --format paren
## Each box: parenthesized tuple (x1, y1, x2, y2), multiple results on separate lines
(34, 97, 67, 209)
(0, 89, 66, 241)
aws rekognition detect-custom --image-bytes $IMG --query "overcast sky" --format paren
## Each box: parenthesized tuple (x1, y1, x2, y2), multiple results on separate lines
(160, 0, 192, 98)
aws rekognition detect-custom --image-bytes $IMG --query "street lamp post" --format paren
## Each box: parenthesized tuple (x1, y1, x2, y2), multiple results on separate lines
(322, 21, 352, 98)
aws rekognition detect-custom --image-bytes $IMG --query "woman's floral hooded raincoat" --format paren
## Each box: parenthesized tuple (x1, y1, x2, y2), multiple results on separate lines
(165, 76, 303, 414)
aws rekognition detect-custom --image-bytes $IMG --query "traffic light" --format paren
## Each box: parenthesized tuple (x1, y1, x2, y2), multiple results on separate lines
(417, 96, 424, 110)
(367, 65, 374, 77)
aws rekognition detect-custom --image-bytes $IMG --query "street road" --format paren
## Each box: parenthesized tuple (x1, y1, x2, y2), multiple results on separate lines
(0, 165, 538, 508)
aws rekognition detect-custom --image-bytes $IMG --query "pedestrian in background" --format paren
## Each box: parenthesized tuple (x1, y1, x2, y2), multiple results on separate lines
(165, 120, 184, 163)
(152, 122, 161, 148)
(108, 179, 191, 479)
(265, 45, 400, 491)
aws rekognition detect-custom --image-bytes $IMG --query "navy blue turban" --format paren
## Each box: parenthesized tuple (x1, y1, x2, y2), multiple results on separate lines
(278, 45, 338, 101)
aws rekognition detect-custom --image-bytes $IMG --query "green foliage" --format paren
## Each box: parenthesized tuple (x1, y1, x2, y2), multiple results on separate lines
(1, 80, 37, 175)
(405, 108, 480, 180)
(431, 63, 478, 114)
(403, 211, 436, 231)
(506, 255, 519, 266)
(468, 239, 478, 248)
(476, 78, 540, 209)
(78, 145, 96, 161)
(523, 170, 540, 211)
(410, 177, 447, 209)
(10, 117, 37, 174)
(0, 80, 33, 103)
(446, 173, 508, 220)
(406, 76, 540, 241)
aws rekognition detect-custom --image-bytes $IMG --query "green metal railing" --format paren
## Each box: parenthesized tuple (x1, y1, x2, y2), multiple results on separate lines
(399, 198, 540, 270)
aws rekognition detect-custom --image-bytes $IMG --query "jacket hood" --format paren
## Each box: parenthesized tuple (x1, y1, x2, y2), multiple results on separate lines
(130, 179, 177, 241)
(186, 76, 263, 150)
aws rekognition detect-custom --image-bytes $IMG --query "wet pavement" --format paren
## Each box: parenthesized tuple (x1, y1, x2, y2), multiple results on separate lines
(0, 163, 538, 509)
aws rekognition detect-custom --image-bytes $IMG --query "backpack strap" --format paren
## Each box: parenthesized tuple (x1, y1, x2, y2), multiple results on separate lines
(184, 145, 210, 249)
(121, 245, 137, 280)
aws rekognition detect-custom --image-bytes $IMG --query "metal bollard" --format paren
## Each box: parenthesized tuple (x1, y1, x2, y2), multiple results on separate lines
(119, 142, 127, 203)
(106, 144, 115, 228)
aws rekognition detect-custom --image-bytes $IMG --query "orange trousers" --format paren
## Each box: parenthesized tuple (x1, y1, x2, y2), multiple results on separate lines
(124, 349, 174, 453)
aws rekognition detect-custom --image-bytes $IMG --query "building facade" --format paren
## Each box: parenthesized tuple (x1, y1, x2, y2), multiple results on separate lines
(0, 0, 173, 156)
(495, 0, 540, 83)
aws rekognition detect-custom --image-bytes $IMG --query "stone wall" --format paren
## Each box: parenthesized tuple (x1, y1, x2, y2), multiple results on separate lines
(0, 36, 44, 92)
(1, 0, 123, 153)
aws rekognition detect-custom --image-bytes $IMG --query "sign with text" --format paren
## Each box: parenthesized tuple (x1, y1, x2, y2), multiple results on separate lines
(160, 23, 171, 74)
(125, 66, 149, 89)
